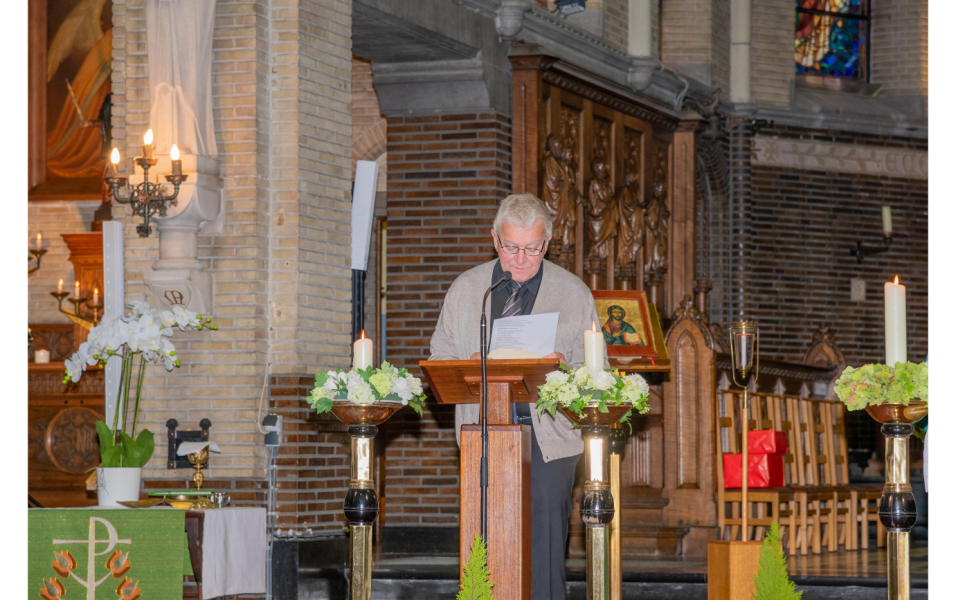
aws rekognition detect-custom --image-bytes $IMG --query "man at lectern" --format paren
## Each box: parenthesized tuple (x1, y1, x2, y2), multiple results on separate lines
(429, 193, 602, 600)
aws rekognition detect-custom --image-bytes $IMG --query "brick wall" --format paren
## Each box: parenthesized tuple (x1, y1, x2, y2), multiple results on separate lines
(106, 0, 354, 531)
(871, 0, 928, 97)
(751, 0, 794, 107)
(602, 0, 628, 53)
(661, 0, 727, 89)
(747, 126, 927, 365)
(383, 112, 511, 526)
(704, 125, 928, 366)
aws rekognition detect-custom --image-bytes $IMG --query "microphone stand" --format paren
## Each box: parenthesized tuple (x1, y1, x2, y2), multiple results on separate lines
(479, 272, 512, 543)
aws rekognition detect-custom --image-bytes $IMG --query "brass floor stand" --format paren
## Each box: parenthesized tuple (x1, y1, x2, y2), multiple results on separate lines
(582, 424, 613, 600)
(880, 422, 915, 600)
(608, 425, 626, 600)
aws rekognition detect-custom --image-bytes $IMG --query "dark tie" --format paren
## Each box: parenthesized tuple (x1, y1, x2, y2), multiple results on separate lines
(501, 281, 522, 318)
(499, 280, 532, 422)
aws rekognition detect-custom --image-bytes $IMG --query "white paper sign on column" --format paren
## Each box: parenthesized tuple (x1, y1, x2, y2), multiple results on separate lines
(351, 160, 380, 271)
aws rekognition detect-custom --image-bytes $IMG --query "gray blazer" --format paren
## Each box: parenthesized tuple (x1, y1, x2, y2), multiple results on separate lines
(428, 259, 603, 462)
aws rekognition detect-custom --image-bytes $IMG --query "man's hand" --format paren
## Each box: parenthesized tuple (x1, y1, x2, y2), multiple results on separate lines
(543, 352, 567, 364)
(612, 331, 622, 338)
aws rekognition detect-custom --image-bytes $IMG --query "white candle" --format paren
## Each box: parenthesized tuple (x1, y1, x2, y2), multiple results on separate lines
(353, 330, 373, 370)
(92, 287, 99, 305)
(584, 321, 604, 373)
(882, 206, 893, 235)
(589, 436, 604, 482)
(143, 129, 154, 159)
(57, 279, 63, 294)
(170, 144, 183, 176)
(74, 281, 80, 299)
(35, 233, 42, 250)
(35, 349, 50, 364)
(884, 276, 907, 366)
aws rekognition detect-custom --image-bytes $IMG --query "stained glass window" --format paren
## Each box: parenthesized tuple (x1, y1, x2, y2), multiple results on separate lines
(795, 1, 869, 80)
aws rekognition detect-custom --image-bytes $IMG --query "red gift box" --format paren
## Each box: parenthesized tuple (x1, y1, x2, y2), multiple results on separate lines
(747, 430, 788, 455)
(723, 453, 785, 488)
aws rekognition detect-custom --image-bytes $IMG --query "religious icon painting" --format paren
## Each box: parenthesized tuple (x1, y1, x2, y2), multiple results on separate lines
(591, 290, 659, 361)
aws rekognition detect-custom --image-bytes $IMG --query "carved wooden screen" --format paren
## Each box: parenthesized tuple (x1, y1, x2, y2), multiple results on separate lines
(511, 55, 697, 315)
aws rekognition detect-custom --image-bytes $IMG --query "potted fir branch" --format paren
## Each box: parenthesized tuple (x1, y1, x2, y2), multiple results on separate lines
(64, 301, 217, 506)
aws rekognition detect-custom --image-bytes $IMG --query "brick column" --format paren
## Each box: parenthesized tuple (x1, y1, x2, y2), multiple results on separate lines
(383, 112, 511, 533)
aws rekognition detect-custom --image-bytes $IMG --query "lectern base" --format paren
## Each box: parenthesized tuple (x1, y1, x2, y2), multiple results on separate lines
(460, 424, 532, 600)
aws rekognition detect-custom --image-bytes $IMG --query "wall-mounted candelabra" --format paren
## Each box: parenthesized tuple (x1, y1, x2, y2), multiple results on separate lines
(51, 280, 103, 330)
(851, 205, 894, 264)
(29, 233, 46, 275)
(104, 130, 188, 238)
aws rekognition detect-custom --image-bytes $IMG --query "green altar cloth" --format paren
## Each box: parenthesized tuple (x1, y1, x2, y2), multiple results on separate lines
(29, 509, 187, 600)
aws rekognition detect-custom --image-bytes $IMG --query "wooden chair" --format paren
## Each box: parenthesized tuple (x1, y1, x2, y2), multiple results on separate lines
(823, 401, 885, 550)
(714, 385, 801, 555)
(793, 397, 854, 553)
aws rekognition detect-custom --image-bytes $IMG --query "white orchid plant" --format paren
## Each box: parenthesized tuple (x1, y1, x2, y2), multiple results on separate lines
(536, 364, 651, 427)
(308, 362, 425, 416)
(63, 301, 217, 468)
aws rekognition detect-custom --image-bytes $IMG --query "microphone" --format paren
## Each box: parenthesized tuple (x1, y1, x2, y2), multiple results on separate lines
(478, 269, 512, 542)
(481, 271, 513, 315)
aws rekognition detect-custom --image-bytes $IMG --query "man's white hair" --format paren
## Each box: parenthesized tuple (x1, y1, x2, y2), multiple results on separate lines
(493, 193, 553, 238)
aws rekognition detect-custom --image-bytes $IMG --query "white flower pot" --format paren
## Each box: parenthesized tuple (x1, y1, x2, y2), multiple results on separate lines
(96, 467, 142, 507)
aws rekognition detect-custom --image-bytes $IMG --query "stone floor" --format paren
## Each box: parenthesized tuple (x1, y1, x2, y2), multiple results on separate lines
(298, 540, 928, 599)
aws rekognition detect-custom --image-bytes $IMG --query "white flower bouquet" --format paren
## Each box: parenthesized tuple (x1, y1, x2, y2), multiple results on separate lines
(536, 363, 650, 426)
(308, 362, 426, 416)
(63, 301, 217, 468)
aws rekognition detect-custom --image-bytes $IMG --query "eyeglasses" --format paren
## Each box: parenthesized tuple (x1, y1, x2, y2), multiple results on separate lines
(498, 243, 545, 257)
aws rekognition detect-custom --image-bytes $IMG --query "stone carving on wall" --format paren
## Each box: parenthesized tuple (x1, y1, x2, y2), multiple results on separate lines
(752, 136, 928, 180)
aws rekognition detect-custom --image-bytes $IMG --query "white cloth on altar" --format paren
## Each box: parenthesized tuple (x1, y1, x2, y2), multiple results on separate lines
(200, 507, 267, 598)
(146, 0, 218, 157)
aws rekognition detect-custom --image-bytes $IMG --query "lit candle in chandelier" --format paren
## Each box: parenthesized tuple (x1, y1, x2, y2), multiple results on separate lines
(109, 147, 120, 177)
(57, 279, 63, 294)
(74, 281, 80, 299)
(143, 129, 154, 159)
(170, 144, 183, 176)
(92, 287, 99, 306)
(35, 233, 41, 251)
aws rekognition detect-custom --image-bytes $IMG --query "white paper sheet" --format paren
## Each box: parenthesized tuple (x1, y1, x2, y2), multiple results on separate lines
(489, 312, 560, 358)
(177, 441, 221, 456)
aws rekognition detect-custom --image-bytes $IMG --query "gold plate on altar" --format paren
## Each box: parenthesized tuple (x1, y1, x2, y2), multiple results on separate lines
(117, 498, 165, 509)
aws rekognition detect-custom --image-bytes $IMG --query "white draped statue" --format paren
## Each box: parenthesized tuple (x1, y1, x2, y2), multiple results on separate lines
(146, 0, 218, 157)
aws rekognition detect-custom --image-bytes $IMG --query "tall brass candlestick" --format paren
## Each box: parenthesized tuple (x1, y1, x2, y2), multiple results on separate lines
(608, 424, 626, 600)
(582, 425, 612, 600)
(867, 401, 927, 600)
(330, 401, 403, 600)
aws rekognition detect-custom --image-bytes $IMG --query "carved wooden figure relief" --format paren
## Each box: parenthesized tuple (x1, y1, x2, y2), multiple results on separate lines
(616, 132, 643, 283)
(541, 133, 576, 252)
(586, 156, 618, 263)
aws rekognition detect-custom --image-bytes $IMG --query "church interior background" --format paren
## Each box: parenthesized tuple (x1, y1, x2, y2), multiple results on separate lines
(26, 0, 928, 598)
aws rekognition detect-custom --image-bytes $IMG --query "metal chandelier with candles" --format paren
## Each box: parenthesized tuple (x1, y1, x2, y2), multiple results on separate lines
(103, 129, 189, 237)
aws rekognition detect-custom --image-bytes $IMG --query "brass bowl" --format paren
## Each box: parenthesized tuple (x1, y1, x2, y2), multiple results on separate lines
(330, 401, 405, 426)
(865, 401, 928, 424)
(559, 403, 634, 427)
(117, 498, 164, 509)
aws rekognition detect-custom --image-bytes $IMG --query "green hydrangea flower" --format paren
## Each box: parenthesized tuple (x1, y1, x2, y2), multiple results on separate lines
(368, 372, 392, 397)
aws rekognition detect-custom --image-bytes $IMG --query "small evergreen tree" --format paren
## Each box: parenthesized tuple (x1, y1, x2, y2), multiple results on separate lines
(752, 522, 802, 600)
(457, 534, 494, 600)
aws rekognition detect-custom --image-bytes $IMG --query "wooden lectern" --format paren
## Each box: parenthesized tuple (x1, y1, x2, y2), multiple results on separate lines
(419, 359, 559, 600)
